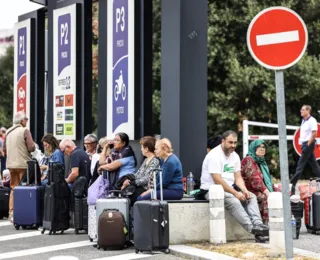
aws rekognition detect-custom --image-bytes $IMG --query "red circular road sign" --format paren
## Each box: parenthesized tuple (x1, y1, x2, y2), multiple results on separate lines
(247, 7, 308, 70)
(293, 123, 320, 160)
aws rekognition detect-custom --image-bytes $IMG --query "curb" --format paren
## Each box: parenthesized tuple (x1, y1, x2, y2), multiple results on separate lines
(169, 245, 240, 260)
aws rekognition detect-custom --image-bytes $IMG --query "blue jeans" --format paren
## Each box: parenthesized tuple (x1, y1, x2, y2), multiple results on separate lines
(41, 179, 48, 188)
(137, 189, 184, 201)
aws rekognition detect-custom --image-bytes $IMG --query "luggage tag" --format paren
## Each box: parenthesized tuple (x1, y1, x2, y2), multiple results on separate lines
(123, 225, 128, 235)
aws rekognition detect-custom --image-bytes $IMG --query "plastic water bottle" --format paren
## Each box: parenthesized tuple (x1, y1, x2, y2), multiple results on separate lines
(186, 172, 195, 195)
(291, 215, 297, 239)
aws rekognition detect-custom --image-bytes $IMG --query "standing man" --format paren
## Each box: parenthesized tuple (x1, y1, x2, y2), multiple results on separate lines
(200, 130, 269, 242)
(290, 105, 320, 194)
(3, 111, 35, 222)
(59, 139, 91, 188)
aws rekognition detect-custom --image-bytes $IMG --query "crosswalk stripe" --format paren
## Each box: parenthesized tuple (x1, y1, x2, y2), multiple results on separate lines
(92, 252, 156, 260)
(0, 228, 75, 242)
(0, 221, 11, 227)
(0, 241, 92, 259)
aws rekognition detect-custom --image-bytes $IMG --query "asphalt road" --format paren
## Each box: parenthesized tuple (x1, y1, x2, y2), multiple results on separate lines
(0, 219, 186, 260)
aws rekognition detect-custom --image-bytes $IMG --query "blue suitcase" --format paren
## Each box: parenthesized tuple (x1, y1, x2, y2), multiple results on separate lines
(13, 160, 44, 230)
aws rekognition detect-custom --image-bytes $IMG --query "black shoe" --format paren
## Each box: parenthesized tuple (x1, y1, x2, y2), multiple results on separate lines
(255, 235, 269, 243)
(252, 225, 269, 236)
(291, 185, 296, 195)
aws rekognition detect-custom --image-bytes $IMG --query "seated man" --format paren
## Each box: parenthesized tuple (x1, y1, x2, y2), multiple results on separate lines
(200, 130, 269, 243)
(59, 139, 91, 189)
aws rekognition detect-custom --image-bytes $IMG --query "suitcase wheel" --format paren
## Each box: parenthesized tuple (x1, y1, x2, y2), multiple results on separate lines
(135, 249, 139, 254)
(41, 229, 45, 234)
(96, 245, 100, 250)
(75, 230, 79, 234)
(89, 238, 93, 242)
(14, 225, 20, 230)
(165, 249, 170, 254)
(60, 230, 64, 234)
(103, 248, 106, 251)
(49, 231, 52, 235)
(22, 226, 27, 230)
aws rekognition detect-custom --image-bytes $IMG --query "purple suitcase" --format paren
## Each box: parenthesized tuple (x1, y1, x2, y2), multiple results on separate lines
(13, 160, 44, 229)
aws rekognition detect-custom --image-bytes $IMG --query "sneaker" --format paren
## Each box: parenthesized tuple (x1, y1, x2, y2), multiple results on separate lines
(8, 212, 13, 223)
(252, 224, 269, 237)
(255, 235, 269, 243)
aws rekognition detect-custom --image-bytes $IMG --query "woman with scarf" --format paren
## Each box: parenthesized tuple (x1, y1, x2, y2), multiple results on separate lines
(98, 132, 137, 190)
(241, 140, 279, 224)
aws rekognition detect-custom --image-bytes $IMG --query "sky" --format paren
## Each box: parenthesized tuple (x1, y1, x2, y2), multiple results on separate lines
(0, 0, 43, 30)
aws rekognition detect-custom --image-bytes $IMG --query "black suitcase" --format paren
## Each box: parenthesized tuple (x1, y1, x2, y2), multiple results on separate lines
(41, 162, 71, 235)
(70, 195, 88, 234)
(0, 186, 10, 219)
(305, 178, 320, 235)
(133, 168, 170, 254)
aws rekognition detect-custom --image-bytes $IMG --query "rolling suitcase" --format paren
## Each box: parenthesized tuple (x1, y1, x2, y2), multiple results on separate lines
(70, 163, 89, 234)
(304, 178, 320, 234)
(96, 190, 130, 250)
(133, 168, 170, 254)
(0, 186, 10, 219)
(70, 195, 88, 234)
(42, 162, 71, 235)
(88, 204, 97, 242)
(13, 160, 44, 229)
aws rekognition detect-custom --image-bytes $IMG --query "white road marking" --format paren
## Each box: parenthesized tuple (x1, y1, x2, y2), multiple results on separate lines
(0, 241, 92, 259)
(0, 221, 11, 227)
(256, 30, 299, 46)
(92, 253, 156, 260)
(0, 231, 41, 241)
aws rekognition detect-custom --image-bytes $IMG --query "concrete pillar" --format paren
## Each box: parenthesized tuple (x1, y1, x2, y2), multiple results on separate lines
(209, 185, 226, 244)
(268, 192, 285, 257)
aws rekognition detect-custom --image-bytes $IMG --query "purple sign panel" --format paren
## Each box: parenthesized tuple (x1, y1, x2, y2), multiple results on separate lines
(112, 0, 128, 131)
(17, 27, 27, 113)
(58, 13, 71, 75)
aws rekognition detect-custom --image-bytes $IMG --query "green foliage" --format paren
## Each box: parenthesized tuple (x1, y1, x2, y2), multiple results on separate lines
(151, 0, 320, 179)
(0, 46, 14, 128)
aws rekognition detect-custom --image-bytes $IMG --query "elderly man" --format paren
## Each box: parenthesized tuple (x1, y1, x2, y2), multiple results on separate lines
(3, 111, 35, 222)
(59, 139, 91, 188)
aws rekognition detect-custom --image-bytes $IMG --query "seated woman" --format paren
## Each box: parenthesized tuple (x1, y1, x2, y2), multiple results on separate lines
(40, 133, 65, 187)
(98, 132, 136, 189)
(241, 139, 279, 224)
(138, 138, 184, 201)
(120, 136, 160, 204)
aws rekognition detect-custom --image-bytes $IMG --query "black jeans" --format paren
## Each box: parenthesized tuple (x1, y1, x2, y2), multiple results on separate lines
(290, 141, 320, 186)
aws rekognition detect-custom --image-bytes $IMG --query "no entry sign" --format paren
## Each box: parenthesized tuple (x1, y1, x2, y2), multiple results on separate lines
(247, 7, 308, 70)
(293, 123, 320, 160)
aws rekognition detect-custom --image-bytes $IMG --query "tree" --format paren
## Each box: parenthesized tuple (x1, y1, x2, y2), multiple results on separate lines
(151, 0, 320, 178)
(0, 46, 14, 128)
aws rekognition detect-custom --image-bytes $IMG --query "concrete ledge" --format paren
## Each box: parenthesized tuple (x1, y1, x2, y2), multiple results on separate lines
(169, 202, 254, 244)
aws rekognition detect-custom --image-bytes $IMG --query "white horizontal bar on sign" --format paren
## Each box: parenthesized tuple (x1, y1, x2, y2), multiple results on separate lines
(300, 138, 320, 145)
(247, 121, 299, 130)
(256, 30, 299, 46)
(92, 253, 156, 260)
(249, 135, 294, 140)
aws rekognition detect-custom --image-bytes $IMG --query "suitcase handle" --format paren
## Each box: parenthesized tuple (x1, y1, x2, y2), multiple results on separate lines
(152, 167, 163, 201)
(108, 190, 121, 198)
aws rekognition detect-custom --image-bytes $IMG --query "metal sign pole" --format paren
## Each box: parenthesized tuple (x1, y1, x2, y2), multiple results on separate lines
(275, 70, 294, 260)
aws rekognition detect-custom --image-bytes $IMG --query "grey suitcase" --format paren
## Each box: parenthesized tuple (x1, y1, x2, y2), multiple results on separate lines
(96, 191, 130, 244)
(88, 204, 97, 242)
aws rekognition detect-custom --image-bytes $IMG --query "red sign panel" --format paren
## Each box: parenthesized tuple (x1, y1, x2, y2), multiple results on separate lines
(293, 123, 320, 160)
(247, 7, 308, 70)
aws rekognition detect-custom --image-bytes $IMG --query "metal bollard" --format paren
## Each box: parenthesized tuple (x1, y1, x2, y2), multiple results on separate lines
(268, 192, 285, 257)
(209, 185, 226, 244)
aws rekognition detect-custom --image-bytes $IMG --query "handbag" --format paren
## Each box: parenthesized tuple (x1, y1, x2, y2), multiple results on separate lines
(87, 175, 109, 205)
(73, 176, 89, 198)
